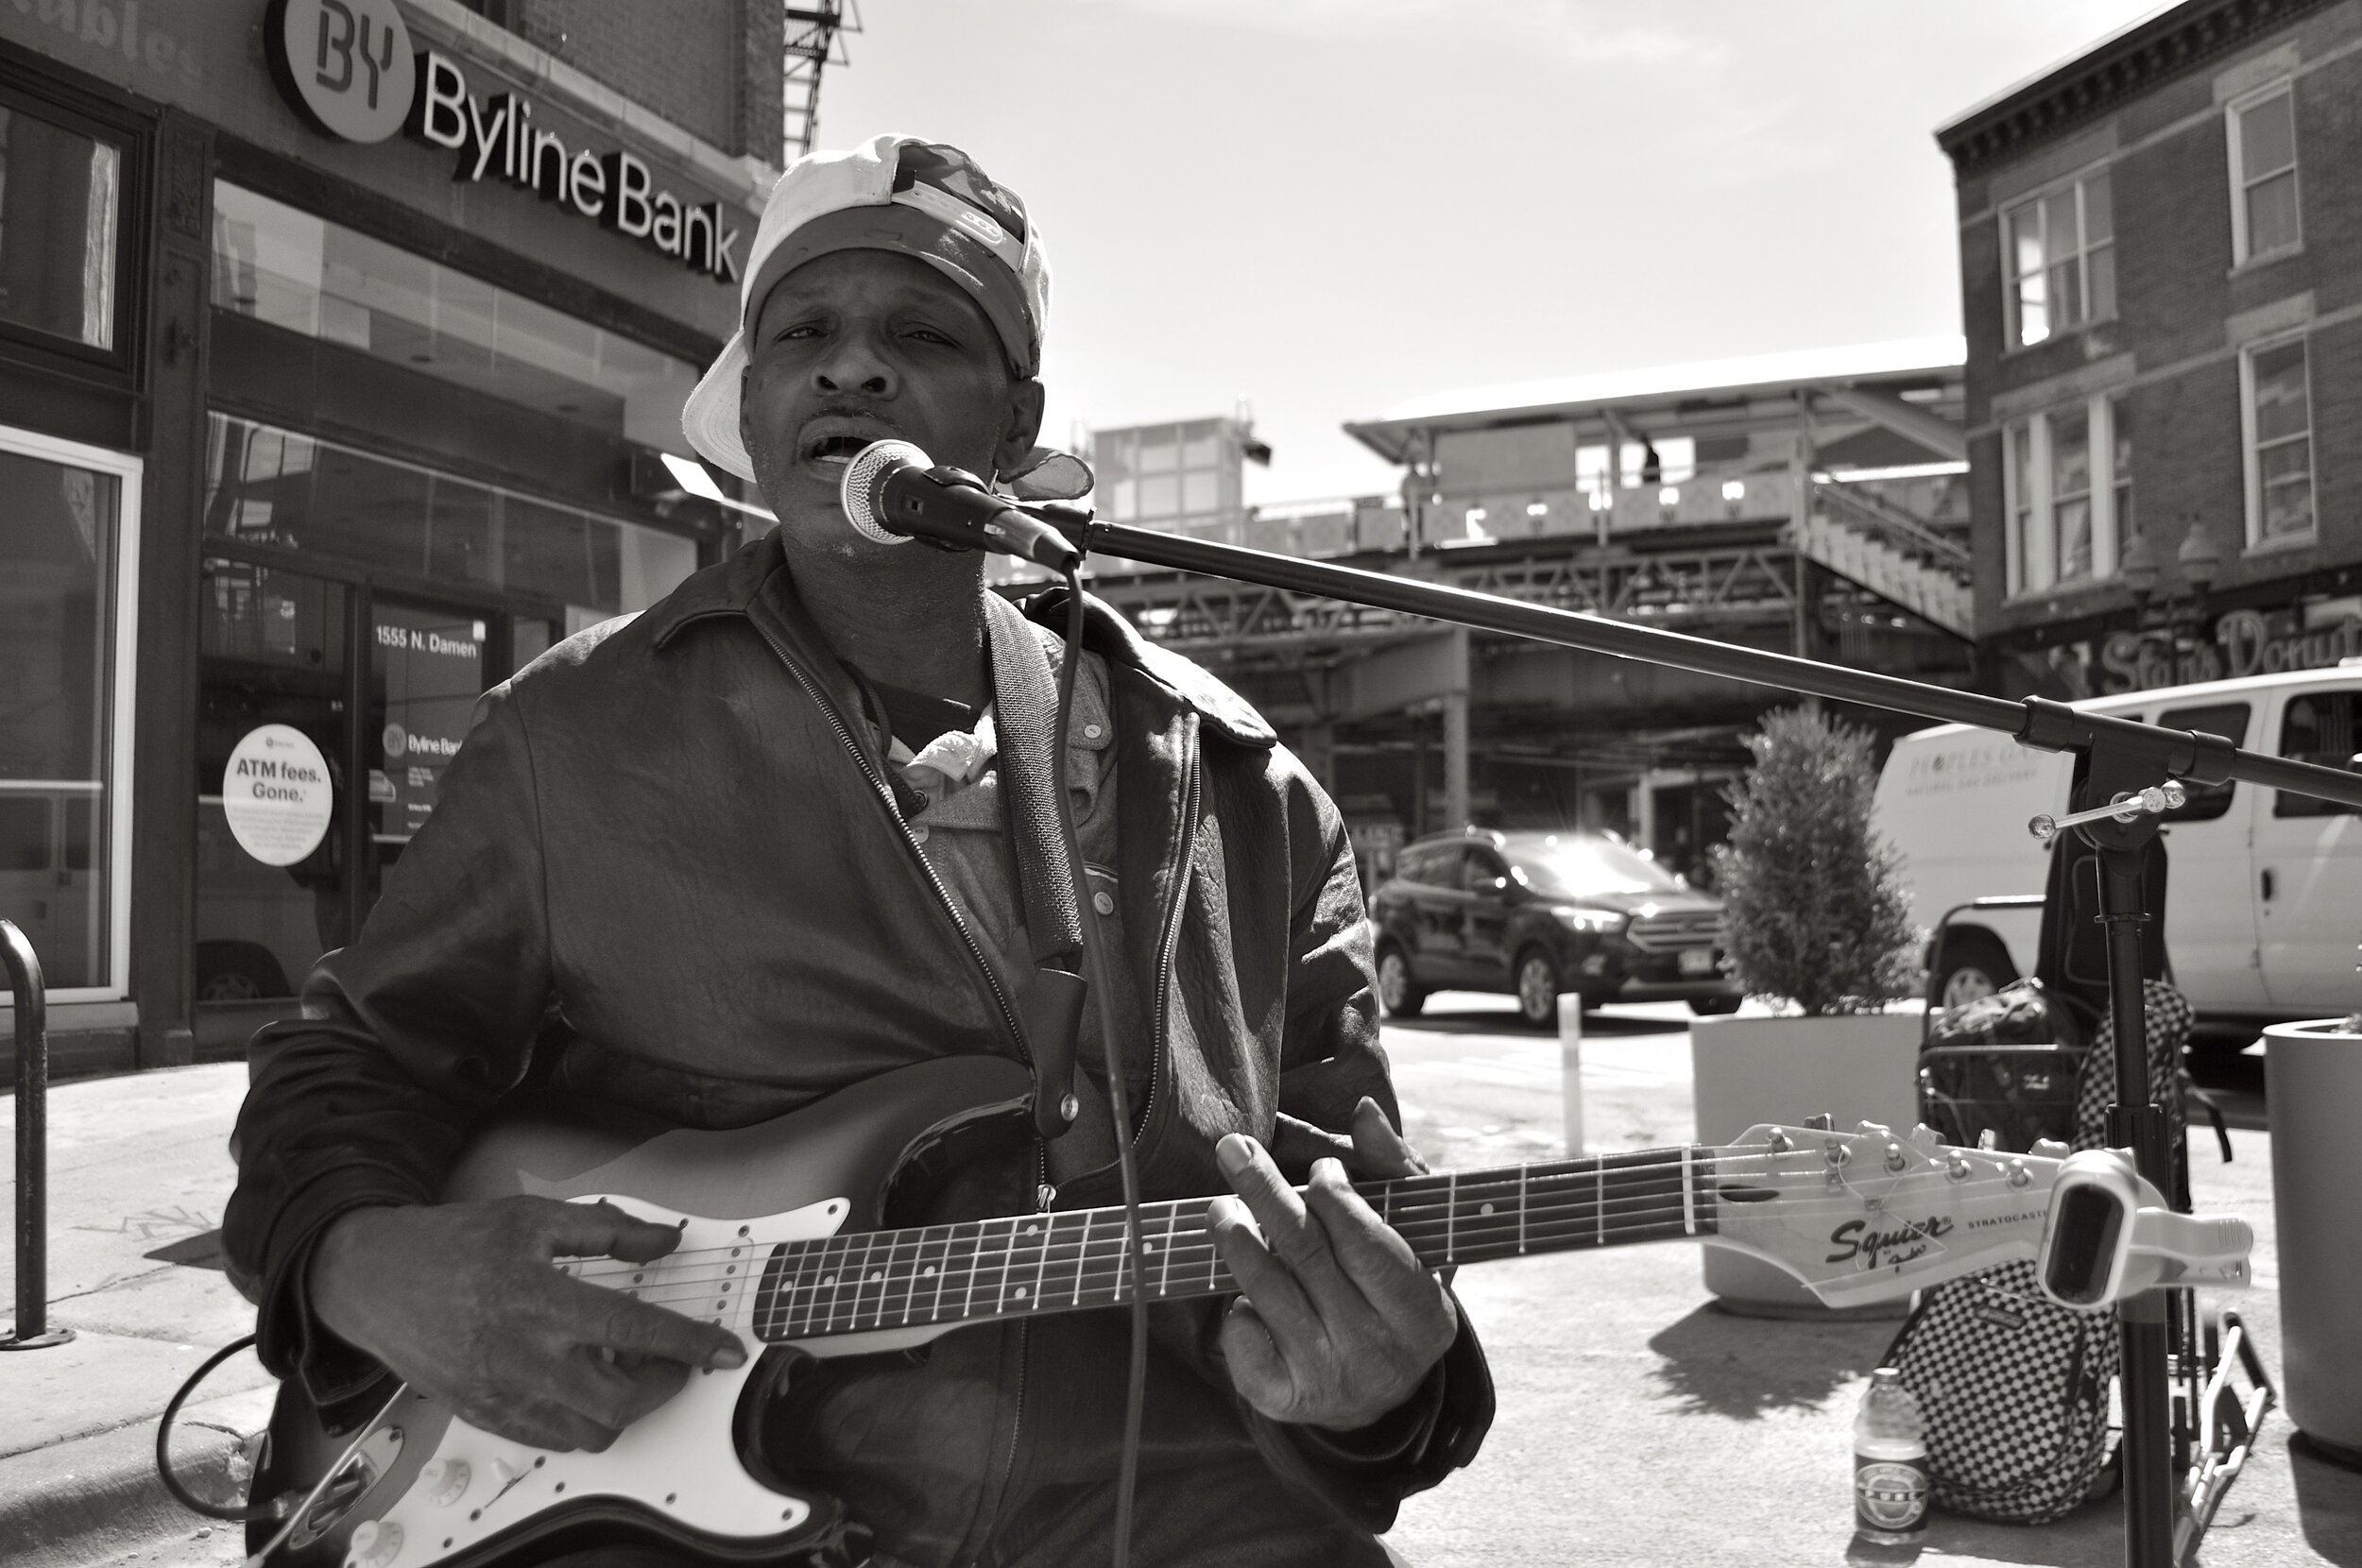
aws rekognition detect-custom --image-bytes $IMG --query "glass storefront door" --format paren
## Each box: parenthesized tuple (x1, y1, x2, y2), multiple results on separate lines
(194, 559, 549, 1048)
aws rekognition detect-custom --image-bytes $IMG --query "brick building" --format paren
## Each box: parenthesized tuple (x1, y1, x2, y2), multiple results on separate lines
(0, 1, 796, 1074)
(1938, 0, 2362, 700)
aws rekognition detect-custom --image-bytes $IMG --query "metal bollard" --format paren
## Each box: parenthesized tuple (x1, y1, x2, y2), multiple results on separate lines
(3, 918, 73, 1350)
(1558, 992, 1585, 1156)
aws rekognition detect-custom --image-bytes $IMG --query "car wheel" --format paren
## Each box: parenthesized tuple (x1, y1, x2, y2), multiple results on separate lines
(1688, 996, 1742, 1016)
(1515, 947, 1563, 1028)
(1929, 929, 2017, 1012)
(1375, 944, 1426, 1017)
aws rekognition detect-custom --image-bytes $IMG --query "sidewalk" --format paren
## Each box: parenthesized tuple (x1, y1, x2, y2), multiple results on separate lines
(3, 1012, 2359, 1567)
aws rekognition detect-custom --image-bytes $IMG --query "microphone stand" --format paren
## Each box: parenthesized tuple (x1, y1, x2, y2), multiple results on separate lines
(1080, 520, 2362, 1568)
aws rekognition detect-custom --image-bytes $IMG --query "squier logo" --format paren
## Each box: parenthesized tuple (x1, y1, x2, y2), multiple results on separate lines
(264, 0, 740, 283)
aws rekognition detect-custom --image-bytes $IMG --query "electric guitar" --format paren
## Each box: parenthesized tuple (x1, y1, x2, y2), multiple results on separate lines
(245, 1054, 2152, 1568)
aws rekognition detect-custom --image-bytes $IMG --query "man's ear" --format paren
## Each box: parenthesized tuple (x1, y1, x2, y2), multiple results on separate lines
(995, 380, 1048, 481)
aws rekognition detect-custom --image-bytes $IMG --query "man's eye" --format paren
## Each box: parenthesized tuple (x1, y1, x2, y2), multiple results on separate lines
(907, 327, 956, 347)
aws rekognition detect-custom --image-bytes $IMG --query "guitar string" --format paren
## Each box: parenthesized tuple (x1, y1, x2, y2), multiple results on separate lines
(577, 1169, 2040, 1311)
(592, 1181, 2034, 1326)
(570, 1148, 2034, 1278)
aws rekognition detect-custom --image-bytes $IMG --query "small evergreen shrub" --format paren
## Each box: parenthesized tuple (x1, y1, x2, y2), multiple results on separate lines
(1709, 705, 1918, 1017)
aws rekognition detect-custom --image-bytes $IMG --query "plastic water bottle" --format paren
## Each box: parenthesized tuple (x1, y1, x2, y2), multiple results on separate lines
(1853, 1367, 1929, 1543)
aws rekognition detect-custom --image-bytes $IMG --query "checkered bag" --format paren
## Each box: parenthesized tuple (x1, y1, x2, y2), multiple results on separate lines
(1883, 980, 2196, 1523)
(1882, 1260, 2118, 1522)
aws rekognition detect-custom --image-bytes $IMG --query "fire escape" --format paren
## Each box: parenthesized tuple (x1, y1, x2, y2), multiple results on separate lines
(782, 3, 861, 160)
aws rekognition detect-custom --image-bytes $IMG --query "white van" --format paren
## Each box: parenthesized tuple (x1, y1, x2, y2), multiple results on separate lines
(1874, 665, 2362, 1034)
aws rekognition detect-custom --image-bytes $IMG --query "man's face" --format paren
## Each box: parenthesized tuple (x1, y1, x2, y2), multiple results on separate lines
(738, 248, 1044, 553)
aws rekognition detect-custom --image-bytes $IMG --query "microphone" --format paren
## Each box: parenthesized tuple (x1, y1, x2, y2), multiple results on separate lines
(839, 439, 1084, 571)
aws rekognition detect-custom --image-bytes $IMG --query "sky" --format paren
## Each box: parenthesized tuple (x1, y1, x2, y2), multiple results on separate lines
(818, 0, 2167, 505)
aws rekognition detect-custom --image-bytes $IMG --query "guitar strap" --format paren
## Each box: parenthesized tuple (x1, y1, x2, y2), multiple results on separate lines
(981, 590, 1090, 1142)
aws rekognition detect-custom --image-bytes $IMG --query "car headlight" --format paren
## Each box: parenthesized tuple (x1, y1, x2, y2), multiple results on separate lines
(1550, 904, 1625, 933)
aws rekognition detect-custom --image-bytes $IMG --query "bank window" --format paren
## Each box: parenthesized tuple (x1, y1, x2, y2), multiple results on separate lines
(211, 183, 699, 452)
(2229, 84, 2301, 264)
(2002, 395, 2130, 596)
(2275, 690, 2359, 818)
(204, 414, 694, 619)
(2001, 167, 2114, 348)
(0, 428, 140, 998)
(2243, 335, 2313, 548)
(0, 102, 124, 353)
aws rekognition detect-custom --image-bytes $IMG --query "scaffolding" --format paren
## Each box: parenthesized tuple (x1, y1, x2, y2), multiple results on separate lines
(781, 2, 861, 160)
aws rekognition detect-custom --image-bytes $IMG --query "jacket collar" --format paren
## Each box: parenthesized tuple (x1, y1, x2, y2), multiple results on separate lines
(640, 532, 1276, 750)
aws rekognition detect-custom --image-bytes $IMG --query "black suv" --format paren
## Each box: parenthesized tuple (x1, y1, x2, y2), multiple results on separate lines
(1369, 828, 1740, 1025)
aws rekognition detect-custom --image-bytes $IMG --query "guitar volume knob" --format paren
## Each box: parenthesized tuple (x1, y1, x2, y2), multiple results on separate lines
(350, 1519, 402, 1567)
(419, 1458, 470, 1506)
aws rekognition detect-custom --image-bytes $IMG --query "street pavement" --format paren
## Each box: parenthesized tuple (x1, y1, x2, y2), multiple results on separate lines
(1, 998, 2356, 1567)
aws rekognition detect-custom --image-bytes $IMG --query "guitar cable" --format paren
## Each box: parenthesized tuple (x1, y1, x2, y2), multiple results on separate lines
(156, 1332, 288, 1523)
(1050, 567, 1152, 1568)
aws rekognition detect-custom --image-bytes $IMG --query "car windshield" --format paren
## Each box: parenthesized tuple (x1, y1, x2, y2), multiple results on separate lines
(1506, 838, 1684, 898)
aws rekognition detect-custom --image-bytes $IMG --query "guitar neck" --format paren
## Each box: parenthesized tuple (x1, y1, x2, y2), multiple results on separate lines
(747, 1146, 1718, 1344)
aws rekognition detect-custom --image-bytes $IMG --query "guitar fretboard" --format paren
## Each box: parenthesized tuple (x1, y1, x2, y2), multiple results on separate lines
(749, 1146, 1713, 1342)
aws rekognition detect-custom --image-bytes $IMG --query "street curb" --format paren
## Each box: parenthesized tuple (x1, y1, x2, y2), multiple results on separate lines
(0, 1399, 252, 1568)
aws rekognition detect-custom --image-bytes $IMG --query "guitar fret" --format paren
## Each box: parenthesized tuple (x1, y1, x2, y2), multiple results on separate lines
(1518, 1165, 1529, 1254)
(1445, 1171, 1458, 1264)
(1070, 1211, 1092, 1307)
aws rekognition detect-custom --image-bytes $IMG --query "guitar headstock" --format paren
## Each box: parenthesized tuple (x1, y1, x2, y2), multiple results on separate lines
(1709, 1120, 2068, 1307)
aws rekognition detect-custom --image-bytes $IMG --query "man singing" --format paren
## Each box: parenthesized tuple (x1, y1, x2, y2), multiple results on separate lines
(224, 134, 1490, 1568)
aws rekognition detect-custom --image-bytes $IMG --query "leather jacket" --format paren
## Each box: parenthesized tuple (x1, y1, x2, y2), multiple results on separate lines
(223, 532, 1492, 1561)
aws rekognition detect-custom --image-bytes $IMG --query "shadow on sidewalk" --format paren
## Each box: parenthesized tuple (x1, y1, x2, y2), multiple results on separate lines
(1645, 1302, 1891, 1420)
(2292, 1436, 2362, 1566)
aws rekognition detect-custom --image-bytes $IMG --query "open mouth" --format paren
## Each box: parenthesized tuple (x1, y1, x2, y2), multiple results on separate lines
(803, 433, 880, 466)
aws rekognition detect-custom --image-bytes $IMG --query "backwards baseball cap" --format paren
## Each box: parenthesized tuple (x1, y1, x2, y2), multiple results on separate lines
(681, 133, 1087, 499)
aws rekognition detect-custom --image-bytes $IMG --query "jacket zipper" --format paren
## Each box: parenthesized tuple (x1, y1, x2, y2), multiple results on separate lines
(755, 617, 1037, 1562)
(1133, 720, 1201, 1146)
(748, 621, 1030, 1059)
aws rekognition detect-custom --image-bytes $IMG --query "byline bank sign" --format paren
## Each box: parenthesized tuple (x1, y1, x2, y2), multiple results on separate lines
(265, 0, 741, 284)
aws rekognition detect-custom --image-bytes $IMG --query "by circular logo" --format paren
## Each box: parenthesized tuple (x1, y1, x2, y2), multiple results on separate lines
(223, 724, 335, 867)
(382, 722, 408, 760)
(267, 0, 417, 145)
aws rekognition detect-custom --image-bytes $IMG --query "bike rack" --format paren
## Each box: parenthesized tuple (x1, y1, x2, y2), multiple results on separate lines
(3, 918, 74, 1350)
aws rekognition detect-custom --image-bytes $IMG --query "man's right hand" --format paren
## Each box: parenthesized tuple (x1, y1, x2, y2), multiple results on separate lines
(308, 1198, 748, 1452)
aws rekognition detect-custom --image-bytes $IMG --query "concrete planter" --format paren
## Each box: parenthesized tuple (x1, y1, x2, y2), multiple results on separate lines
(1691, 1011, 1922, 1317)
(2266, 1017, 2362, 1467)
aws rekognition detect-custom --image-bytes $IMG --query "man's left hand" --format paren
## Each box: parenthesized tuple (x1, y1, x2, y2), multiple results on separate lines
(1206, 1097, 1457, 1431)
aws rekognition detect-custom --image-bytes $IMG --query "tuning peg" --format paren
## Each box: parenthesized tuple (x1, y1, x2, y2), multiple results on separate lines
(1804, 1113, 1835, 1132)
(1909, 1124, 1943, 1150)
(2030, 1138, 2070, 1160)
(1977, 1129, 1999, 1151)
(1857, 1120, 1892, 1138)
(1765, 1129, 1793, 1153)
(1945, 1152, 1971, 1183)
(1884, 1141, 1908, 1173)
(2007, 1158, 2033, 1189)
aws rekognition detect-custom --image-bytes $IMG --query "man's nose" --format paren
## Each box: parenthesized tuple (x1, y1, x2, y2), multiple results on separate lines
(812, 322, 898, 398)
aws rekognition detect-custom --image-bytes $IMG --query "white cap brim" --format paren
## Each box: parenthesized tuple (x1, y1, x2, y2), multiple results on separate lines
(681, 330, 756, 484)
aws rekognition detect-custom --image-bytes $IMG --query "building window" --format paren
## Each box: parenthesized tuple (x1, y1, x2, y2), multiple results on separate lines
(1091, 419, 1243, 538)
(2002, 395, 2130, 596)
(211, 183, 700, 452)
(0, 102, 125, 352)
(2051, 406, 2093, 582)
(0, 427, 140, 997)
(2229, 83, 2301, 264)
(204, 414, 696, 617)
(2243, 335, 2313, 547)
(2109, 393, 2134, 545)
(2001, 167, 2114, 348)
